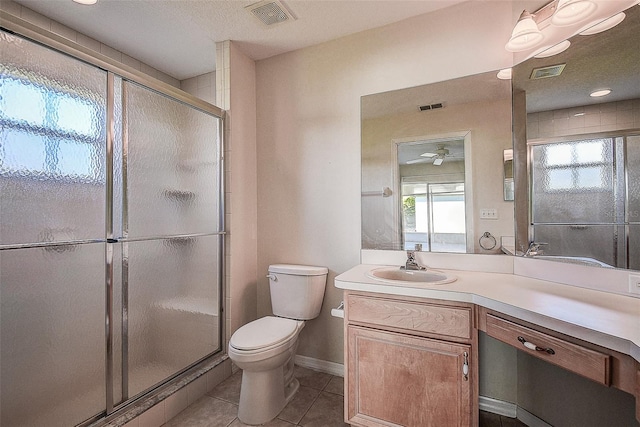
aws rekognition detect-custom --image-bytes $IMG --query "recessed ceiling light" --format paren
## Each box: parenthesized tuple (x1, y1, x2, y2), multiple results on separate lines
(534, 40, 571, 58)
(73, 0, 98, 4)
(580, 12, 626, 36)
(497, 68, 512, 80)
(590, 89, 611, 97)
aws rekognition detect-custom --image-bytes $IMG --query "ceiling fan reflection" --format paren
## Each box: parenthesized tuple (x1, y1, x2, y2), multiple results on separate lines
(406, 144, 450, 166)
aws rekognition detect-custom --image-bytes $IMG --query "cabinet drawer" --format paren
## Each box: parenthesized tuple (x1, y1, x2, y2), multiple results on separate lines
(347, 295, 472, 340)
(485, 314, 610, 385)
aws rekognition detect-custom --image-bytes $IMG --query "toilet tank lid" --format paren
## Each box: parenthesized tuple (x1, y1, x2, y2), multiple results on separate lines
(269, 264, 328, 276)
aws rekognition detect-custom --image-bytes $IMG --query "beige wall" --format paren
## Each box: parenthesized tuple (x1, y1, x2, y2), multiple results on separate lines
(255, 0, 515, 365)
(254, 2, 637, 423)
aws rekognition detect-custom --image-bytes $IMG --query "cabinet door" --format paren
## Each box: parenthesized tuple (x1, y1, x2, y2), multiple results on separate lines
(347, 326, 472, 427)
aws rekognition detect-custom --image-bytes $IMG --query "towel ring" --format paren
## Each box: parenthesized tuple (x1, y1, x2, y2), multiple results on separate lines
(479, 232, 497, 250)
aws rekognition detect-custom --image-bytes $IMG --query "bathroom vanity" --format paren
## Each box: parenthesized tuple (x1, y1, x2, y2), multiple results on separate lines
(344, 292, 476, 426)
(335, 262, 640, 427)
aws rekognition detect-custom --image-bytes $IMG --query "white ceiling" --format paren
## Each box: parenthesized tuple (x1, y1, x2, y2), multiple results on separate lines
(14, 0, 469, 80)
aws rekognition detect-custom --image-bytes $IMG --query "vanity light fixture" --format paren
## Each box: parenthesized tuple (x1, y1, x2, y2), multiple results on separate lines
(590, 89, 611, 97)
(551, 0, 597, 26)
(497, 68, 512, 80)
(505, 10, 544, 52)
(72, 0, 98, 4)
(534, 40, 571, 58)
(579, 12, 626, 35)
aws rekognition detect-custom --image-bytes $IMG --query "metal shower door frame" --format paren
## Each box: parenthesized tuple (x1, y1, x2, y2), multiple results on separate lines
(1, 10, 227, 425)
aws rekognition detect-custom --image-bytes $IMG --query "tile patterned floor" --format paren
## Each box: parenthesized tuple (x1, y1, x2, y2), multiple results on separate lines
(162, 365, 527, 427)
(162, 366, 348, 427)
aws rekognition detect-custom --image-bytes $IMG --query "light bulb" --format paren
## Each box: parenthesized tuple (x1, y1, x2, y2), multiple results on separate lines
(506, 10, 544, 52)
(551, 0, 597, 27)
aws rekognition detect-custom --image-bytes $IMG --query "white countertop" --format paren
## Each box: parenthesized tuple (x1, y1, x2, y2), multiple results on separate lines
(335, 264, 640, 362)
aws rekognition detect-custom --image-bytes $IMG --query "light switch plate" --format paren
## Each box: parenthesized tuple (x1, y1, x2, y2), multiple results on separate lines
(480, 209, 498, 219)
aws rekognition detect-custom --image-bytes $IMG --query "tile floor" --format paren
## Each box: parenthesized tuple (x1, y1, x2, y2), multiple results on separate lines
(161, 365, 527, 427)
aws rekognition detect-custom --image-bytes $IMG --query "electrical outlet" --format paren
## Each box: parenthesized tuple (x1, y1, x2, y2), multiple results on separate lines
(480, 209, 498, 220)
(629, 274, 640, 295)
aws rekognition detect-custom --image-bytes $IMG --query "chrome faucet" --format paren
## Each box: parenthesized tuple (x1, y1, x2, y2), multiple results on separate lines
(524, 242, 548, 257)
(402, 250, 427, 271)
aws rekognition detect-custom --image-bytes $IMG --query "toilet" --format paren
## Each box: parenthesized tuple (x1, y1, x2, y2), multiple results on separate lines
(228, 264, 328, 425)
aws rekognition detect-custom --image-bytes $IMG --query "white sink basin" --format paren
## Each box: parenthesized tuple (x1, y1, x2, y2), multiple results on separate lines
(367, 267, 457, 285)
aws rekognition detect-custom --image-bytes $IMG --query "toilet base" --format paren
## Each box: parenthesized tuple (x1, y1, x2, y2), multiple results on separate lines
(237, 359, 299, 425)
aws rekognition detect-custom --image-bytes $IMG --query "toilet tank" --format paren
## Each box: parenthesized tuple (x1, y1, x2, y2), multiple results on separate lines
(268, 264, 328, 320)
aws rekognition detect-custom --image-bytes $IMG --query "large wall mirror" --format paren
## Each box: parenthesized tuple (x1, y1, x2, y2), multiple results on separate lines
(512, 3, 640, 270)
(361, 71, 513, 253)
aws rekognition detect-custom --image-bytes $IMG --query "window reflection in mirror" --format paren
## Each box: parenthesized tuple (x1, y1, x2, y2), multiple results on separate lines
(398, 139, 466, 252)
(503, 149, 514, 201)
(512, 2, 640, 270)
(361, 71, 513, 253)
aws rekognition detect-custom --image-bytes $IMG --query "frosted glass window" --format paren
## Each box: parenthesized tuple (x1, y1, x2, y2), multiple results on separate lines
(533, 138, 612, 193)
(547, 168, 573, 190)
(545, 144, 572, 166)
(0, 31, 107, 246)
(0, 72, 104, 180)
(576, 141, 605, 163)
(0, 78, 45, 125)
(576, 166, 604, 189)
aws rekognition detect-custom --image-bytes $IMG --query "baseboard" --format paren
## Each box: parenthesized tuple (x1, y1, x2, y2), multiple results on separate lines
(294, 355, 344, 377)
(479, 396, 517, 418)
(479, 396, 553, 427)
(517, 406, 553, 427)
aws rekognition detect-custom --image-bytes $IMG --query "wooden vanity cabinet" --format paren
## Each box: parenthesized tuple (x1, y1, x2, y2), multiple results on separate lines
(478, 306, 640, 424)
(344, 291, 477, 427)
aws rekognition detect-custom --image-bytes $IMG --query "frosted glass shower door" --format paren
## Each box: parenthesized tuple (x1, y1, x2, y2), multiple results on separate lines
(0, 30, 108, 426)
(119, 81, 222, 399)
(531, 139, 616, 265)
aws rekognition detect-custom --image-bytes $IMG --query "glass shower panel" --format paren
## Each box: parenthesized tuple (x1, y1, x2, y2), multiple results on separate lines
(125, 235, 221, 398)
(0, 243, 106, 427)
(629, 225, 640, 271)
(123, 81, 220, 239)
(531, 139, 614, 224)
(627, 135, 640, 224)
(0, 31, 107, 246)
(532, 224, 616, 267)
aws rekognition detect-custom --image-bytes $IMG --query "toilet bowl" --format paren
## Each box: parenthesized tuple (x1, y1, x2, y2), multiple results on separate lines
(228, 316, 305, 425)
(227, 264, 328, 425)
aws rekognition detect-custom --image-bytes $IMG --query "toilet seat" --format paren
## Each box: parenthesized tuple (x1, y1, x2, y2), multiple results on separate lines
(230, 316, 303, 353)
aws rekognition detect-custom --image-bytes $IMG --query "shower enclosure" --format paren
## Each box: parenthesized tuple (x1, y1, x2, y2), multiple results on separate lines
(530, 133, 640, 269)
(0, 18, 224, 427)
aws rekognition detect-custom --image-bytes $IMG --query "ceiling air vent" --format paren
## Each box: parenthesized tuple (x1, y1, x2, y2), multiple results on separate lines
(246, 0, 295, 27)
(530, 64, 566, 80)
(419, 103, 444, 111)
